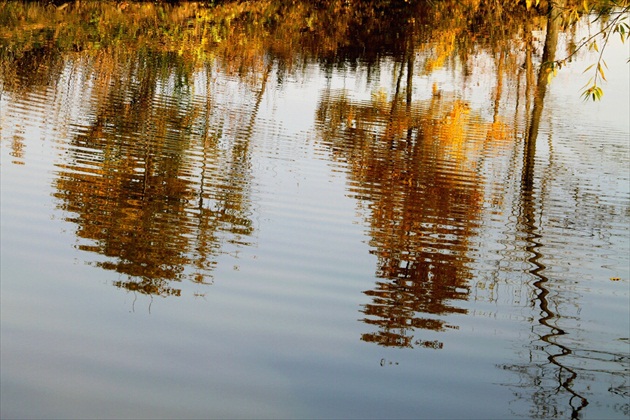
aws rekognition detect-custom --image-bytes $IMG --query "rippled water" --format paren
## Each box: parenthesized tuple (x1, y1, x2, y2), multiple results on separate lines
(1, 3, 629, 419)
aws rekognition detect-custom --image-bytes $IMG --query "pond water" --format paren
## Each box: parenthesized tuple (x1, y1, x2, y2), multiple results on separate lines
(1, 2, 628, 419)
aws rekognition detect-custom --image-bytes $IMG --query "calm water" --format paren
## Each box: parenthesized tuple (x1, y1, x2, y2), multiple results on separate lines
(1, 2, 629, 418)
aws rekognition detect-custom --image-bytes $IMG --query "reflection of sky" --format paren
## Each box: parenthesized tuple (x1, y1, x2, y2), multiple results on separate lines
(552, 22, 630, 132)
(546, 32, 629, 216)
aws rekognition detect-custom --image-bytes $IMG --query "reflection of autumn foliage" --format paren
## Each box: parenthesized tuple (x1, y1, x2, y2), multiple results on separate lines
(112, 277, 182, 298)
(317, 88, 504, 348)
(53, 52, 256, 296)
(0, 0, 546, 88)
(0, 0, 590, 300)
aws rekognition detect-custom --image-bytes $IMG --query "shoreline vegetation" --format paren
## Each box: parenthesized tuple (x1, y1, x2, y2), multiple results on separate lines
(1, 0, 628, 99)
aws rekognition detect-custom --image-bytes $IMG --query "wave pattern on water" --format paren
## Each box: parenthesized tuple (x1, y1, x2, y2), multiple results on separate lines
(1, 3, 629, 418)
(36, 57, 272, 295)
(314, 83, 505, 349)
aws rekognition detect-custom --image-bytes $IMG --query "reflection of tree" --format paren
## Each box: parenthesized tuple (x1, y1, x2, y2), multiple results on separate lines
(2, 2, 626, 413)
(316, 50, 502, 347)
(501, 4, 591, 417)
(53, 52, 260, 296)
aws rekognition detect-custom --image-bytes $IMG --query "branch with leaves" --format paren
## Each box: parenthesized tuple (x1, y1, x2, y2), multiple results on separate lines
(556, 1, 629, 100)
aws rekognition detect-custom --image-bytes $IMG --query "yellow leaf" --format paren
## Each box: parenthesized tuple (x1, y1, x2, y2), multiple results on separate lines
(597, 63, 607, 81)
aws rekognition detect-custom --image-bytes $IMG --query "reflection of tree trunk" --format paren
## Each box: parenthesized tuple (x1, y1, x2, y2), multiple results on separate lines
(524, 23, 534, 134)
(526, 0, 561, 149)
(385, 58, 407, 146)
(523, 1, 562, 215)
(222, 61, 272, 215)
(521, 2, 589, 416)
(406, 41, 414, 143)
(232, 61, 272, 163)
(384, 46, 414, 146)
(493, 50, 504, 124)
(198, 62, 214, 210)
(392, 59, 405, 114)
(406, 47, 413, 109)
(248, 62, 272, 135)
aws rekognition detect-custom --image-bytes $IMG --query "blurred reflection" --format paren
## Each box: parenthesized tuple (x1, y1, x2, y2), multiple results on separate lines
(305, 0, 549, 350)
(503, 7, 590, 417)
(1, 2, 627, 416)
(500, 8, 627, 418)
(315, 50, 507, 347)
(53, 52, 260, 296)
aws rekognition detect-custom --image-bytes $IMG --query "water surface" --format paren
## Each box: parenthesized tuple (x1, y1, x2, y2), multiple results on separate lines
(1, 2, 629, 418)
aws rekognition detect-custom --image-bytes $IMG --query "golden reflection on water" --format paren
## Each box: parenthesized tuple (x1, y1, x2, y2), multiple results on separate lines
(50, 53, 263, 293)
(316, 78, 515, 348)
(1, 1, 629, 418)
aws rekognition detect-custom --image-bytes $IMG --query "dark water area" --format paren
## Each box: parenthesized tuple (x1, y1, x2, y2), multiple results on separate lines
(1, 1, 629, 418)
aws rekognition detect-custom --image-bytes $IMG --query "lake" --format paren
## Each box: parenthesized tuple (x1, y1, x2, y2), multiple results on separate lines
(1, 1, 628, 418)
